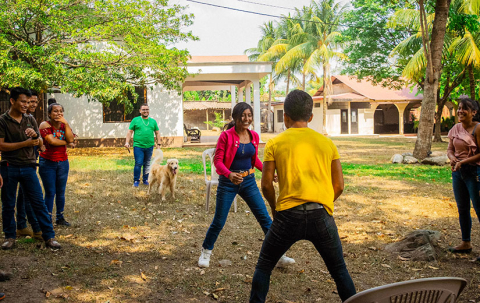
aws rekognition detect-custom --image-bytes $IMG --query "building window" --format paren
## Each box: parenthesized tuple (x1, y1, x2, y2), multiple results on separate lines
(277, 110, 284, 123)
(103, 87, 146, 122)
(314, 103, 320, 108)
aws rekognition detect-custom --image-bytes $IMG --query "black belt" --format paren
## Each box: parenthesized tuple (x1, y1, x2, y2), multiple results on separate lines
(290, 202, 324, 211)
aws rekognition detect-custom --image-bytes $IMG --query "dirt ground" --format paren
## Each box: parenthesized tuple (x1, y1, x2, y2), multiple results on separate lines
(1, 137, 480, 302)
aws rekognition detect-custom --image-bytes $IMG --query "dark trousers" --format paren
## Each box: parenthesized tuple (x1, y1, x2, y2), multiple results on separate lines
(1, 165, 55, 241)
(452, 168, 480, 241)
(250, 207, 356, 302)
(16, 185, 41, 232)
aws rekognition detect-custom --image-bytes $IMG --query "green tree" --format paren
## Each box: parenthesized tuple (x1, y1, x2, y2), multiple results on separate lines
(0, 0, 196, 110)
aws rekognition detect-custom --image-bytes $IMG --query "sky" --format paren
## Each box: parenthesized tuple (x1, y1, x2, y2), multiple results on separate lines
(172, 0, 313, 56)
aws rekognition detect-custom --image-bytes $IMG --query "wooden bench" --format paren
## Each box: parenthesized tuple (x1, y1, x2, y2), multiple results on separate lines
(184, 124, 201, 142)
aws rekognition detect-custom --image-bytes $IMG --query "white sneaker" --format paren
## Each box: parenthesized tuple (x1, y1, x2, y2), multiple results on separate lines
(198, 248, 212, 268)
(276, 254, 296, 267)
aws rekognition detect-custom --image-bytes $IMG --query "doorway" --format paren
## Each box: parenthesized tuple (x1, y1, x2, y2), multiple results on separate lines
(341, 109, 348, 134)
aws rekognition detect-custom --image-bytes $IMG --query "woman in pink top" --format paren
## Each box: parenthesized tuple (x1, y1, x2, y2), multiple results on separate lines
(447, 98, 480, 260)
(198, 102, 294, 268)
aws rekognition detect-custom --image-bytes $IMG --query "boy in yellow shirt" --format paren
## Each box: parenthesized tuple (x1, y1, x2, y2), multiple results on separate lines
(249, 90, 356, 302)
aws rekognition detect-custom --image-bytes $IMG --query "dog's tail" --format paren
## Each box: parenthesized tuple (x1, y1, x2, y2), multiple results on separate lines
(149, 149, 164, 175)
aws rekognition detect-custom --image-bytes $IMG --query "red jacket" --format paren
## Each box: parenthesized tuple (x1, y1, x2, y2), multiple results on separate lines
(214, 127, 263, 178)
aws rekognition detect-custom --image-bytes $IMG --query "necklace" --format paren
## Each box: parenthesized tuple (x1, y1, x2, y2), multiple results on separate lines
(142, 118, 149, 127)
(241, 143, 245, 154)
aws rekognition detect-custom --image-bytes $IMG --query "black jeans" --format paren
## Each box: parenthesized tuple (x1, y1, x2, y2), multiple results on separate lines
(250, 207, 356, 302)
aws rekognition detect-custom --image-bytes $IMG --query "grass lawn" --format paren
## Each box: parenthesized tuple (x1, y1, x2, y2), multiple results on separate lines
(1, 136, 479, 302)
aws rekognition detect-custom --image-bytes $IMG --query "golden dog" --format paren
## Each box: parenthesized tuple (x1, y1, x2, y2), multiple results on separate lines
(147, 149, 178, 200)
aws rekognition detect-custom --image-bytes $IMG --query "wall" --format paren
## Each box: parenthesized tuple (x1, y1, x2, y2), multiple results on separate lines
(326, 109, 341, 135)
(50, 84, 184, 147)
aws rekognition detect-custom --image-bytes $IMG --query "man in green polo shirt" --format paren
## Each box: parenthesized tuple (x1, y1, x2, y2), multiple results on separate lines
(125, 104, 161, 187)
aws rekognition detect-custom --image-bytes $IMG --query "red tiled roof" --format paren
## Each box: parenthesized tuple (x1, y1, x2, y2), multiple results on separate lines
(315, 75, 423, 101)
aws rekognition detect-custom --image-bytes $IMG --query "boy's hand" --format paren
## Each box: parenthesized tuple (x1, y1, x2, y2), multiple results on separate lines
(25, 128, 37, 138)
(228, 172, 243, 185)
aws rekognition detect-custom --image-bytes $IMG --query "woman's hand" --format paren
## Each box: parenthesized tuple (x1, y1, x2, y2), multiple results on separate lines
(55, 116, 69, 125)
(228, 172, 243, 185)
(453, 161, 463, 172)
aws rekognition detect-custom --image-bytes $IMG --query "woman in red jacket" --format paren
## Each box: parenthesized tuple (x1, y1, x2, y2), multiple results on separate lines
(198, 102, 294, 268)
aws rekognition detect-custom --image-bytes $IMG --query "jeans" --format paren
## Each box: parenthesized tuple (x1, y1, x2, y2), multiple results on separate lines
(1, 165, 55, 241)
(16, 185, 41, 233)
(133, 146, 154, 182)
(39, 158, 69, 221)
(452, 167, 480, 242)
(203, 174, 272, 250)
(250, 207, 356, 303)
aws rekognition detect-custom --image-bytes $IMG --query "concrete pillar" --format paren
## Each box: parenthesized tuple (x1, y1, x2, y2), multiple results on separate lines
(231, 86, 236, 112)
(395, 103, 409, 135)
(246, 83, 251, 105)
(347, 102, 351, 134)
(238, 87, 244, 103)
(253, 80, 261, 135)
(206, 109, 209, 130)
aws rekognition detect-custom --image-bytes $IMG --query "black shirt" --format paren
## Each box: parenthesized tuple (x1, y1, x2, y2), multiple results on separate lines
(0, 112, 40, 166)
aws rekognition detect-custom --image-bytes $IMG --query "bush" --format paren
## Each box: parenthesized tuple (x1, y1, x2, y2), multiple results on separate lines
(204, 112, 226, 129)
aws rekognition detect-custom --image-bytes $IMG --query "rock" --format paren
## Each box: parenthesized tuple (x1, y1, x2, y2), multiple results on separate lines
(391, 154, 404, 164)
(421, 156, 449, 166)
(430, 151, 445, 157)
(218, 259, 232, 267)
(385, 230, 441, 262)
(402, 152, 413, 157)
(403, 156, 418, 164)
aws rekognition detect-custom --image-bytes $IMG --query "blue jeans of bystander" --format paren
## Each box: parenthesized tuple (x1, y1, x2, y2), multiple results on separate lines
(452, 167, 480, 242)
(16, 185, 41, 233)
(133, 146, 154, 182)
(38, 158, 70, 221)
(1, 165, 55, 241)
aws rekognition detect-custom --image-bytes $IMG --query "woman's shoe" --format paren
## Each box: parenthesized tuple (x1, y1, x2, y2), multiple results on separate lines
(198, 248, 212, 268)
(448, 247, 472, 254)
(56, 218, 71, 227)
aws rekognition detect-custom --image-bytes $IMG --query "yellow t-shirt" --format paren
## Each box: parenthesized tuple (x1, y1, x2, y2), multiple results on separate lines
(263, 127, 340, 215)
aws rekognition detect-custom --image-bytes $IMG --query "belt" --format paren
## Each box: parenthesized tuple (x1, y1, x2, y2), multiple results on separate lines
(231, 168, 255, 177)
(290, 202, 324, 211)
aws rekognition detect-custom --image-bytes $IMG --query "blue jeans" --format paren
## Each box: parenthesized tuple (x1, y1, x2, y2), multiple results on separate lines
(1, 165, 55, 241)
(39, 158, 69, 221)
(203, 174, 272, 250)
(250, 208, 356, 302)
(133, 146, 154, 182)
(16, 185, 41, 233)
(452, 166, 480, 241)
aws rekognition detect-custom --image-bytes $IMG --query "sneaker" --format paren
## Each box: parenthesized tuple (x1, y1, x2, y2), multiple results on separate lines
(133, 181, 140, 188)
(1, 239, 15, 250)
(198, 248, 212, 268)
(143, 180, 149, 186)
(32, 231, 43, 241)
(0, 293, 5, 300)
(45, 238, 61, 250)
(0, 271, 12, 282)
(17, 227, 33, 237)
(56, 218, 71, 227)
(276, 254, 296, 268)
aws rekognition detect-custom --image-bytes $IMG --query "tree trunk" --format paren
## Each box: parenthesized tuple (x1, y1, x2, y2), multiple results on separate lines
(302, 72, 306, 91)
(433, 95, 447, 142)
(267, 74, 273, 132)
(286, 70, 290, 96)
(322, 64, 328, 135)
(468, 64, 475, 99)
(413, 0, 451, 160)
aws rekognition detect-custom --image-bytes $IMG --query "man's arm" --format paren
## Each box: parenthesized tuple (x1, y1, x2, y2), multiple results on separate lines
(125, 129, 134, 148)
(155, 130, 161, 149)
(0, 137, 38, 151)
(331, 159, 344, 202)
(261, 161, 277, 217)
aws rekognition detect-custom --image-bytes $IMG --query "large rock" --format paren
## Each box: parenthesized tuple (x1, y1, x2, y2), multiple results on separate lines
(402, 152, 413, 157)
(403, 156, 418, 164)
(430, 151, 445, 157)
(385, 230, 441, 262)
(421, 156, 449, 166)
(391, 154, 404, 164)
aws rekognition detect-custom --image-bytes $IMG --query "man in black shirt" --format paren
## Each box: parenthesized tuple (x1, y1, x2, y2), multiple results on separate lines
(0, 87, 61, 250)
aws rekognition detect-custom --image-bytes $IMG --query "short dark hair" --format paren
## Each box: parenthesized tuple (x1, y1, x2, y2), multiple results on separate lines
(284, 90, 313, 122)
(47, 103, 64, 115)
(224, 102, 253, 130)
(140, 103, 149, 109)
(29, 89, 39, 97)
(10, 87, 31, 102)
(47, 98, 56, 105)
(459, 97, 480, 122)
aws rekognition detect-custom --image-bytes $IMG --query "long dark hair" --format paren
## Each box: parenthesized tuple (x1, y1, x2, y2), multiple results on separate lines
(224, 102, 253, 131)
(459, 98, 480, 122)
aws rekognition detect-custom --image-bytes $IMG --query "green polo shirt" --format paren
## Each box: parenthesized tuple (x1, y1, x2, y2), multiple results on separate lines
(129, 116, 159, 148)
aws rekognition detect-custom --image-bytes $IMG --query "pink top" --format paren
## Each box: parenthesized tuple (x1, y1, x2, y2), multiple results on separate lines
(447, 123, 480, 165)
(214, 127, 263, 178)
